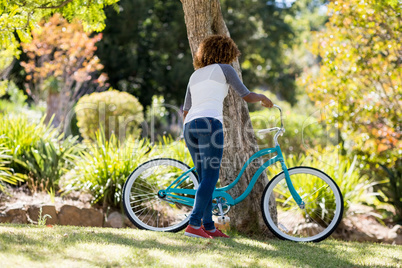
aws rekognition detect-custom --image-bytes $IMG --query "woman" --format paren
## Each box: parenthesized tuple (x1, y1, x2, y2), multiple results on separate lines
(183, 35, 273, 239)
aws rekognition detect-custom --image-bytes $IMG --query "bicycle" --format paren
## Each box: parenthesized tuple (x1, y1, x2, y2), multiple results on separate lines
(122, 105, 344, 242)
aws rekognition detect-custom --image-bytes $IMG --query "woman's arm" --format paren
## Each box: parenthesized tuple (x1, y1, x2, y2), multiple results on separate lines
(243, 92, 273, 108)
(218, 65, 273, 108)
(183, 110, 189, 121)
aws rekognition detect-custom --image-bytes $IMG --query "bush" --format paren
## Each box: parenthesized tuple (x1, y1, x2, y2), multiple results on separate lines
(75, 90, 144, 142)
(64, 130, 152, 208)
(267, 148, 379, 216)
(0, 114, 58, 172)
(300, 0, 401, 167)
(249, 89, 333, 156)
(152, 136, 193, 166)
(63, 133, 193, 208)
(145, 95, 169, 138)
(15, 136, 81, 192)
(251, 108, 328, 156)
(377, 159, 402, 221)
(0, 138, 25, 192)
(0, 113, 81, 192)
(0, 81, 27, 113)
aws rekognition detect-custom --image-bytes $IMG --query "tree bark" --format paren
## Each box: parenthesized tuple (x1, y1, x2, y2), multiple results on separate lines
(181, 0, 276, 237)
(46, 91, 61, 126)
(45, 82, 73, 129)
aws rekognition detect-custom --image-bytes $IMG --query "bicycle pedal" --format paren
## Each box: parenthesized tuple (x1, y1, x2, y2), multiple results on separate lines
(217, 216, 230, 224)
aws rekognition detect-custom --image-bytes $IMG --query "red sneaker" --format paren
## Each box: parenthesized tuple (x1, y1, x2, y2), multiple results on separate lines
(203, 227, 230, 238)
(184, 225, 213, 239)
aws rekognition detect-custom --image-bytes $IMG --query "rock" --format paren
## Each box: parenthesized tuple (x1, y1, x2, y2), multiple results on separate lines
(58, 205, 81, 226)
(27, 205, 58, 225)
(106, 211, 124, 228)
(124, 215, 136, 229)
(0, 206, 28, 224)
(80, 208, 103, 227)
(58, 205, 102, 227)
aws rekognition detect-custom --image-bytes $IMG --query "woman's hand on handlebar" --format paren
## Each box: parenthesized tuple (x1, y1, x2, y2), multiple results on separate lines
(243, 92, 273, 108)
(260, 95, 273, 108)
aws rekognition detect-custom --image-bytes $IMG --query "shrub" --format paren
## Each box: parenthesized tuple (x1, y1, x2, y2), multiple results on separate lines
(300, 0, 401, 167)
(251, 108, 328, 156)
(145, 95, 169, 138)
(249, 89, 333, 156)
(64, 130, 153, 208)
(0, 81, 27, 113)
(267, 148, 379, 217)
(0, 114, 58, 172)
(377, 159, 402, 221)
(152, 136, 193, 166)
(0, 113, 81, 192)
(15, 136, 81, 192)
(63, 133, 194, 209)
(0, 138, 25, 192)
(75, 90, 144, 142)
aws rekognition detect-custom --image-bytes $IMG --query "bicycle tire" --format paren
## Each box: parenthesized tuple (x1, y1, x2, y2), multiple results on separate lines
(122, 158, 198, 232)
(261, 166, 343, 242)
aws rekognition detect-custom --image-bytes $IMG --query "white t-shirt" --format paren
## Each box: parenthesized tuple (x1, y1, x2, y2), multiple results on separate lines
(183, 63, 250, 125)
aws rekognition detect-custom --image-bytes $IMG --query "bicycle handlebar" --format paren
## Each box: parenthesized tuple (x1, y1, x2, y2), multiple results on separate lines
(257, 104, 285, 146)
(273, 104, 284, 130)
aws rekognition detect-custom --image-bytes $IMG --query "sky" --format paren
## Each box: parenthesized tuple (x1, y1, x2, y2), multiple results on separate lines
(274, 0, 297, 8)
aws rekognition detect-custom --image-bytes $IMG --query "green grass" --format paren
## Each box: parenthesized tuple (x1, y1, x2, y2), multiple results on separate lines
(0, 225, 401, 268)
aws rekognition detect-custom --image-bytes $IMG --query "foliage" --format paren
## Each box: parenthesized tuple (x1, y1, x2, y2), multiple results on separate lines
(75, 89, 144, 142)
(377, 159, 402, 221)
(20, 14, 106, 127)
(0, 138, 25, 192)
(64, 130, 152, 208)
(144, 95, 183, 140)
(267, 149, 379, 217)
(222, 0, 327, 104)
(153, 136, 193, 167)
(96, 0, 192, 108)
(0, 114, 57, 162)
(63, 132, 192, 208)
(0, 45, 18, 96)
(250, 90, 330, 155)
(0, 80, 28, 113)
(15, 135, 81, 192)
(0, 113, 80, 191)
(300, 0, 402, 167)
(31, 207, 52, 226)
(95, 0, 327, 107)
(0, 0, 119, 59)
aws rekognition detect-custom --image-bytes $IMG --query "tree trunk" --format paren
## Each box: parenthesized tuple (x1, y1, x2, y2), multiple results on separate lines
(181, 0, 276, 237)
(46, 91, 61, 126)
(45, 85, 71, 129)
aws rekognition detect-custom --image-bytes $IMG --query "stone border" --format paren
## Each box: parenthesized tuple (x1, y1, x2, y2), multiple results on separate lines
(0, 204, 135, 228)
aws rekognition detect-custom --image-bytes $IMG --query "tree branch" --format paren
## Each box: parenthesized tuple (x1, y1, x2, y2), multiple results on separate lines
(38, 0, 73, 9)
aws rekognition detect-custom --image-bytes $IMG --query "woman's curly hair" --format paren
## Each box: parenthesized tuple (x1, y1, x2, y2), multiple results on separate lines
(193, 35, 240, 69)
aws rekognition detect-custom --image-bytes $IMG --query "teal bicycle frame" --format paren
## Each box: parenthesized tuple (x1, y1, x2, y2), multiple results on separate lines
(158, 144, 304, 208)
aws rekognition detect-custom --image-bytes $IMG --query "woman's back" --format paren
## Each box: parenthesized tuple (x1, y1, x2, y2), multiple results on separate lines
(183, 63, 250, 124)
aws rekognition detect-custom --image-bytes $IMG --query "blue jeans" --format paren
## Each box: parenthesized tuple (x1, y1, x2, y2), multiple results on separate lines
(183, 117, 224, 230)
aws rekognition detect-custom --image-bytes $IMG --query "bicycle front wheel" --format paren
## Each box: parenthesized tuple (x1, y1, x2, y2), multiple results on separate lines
(261, 166, 343, 242)
(123, 158, 198, 232)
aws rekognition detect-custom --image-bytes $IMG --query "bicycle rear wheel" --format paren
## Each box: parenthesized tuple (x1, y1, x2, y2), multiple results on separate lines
(261, 166, 343, 242)
(123, 158, 198, 232)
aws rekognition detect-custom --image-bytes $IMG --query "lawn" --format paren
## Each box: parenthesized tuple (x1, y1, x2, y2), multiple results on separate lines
(0, 224, 401, 268)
